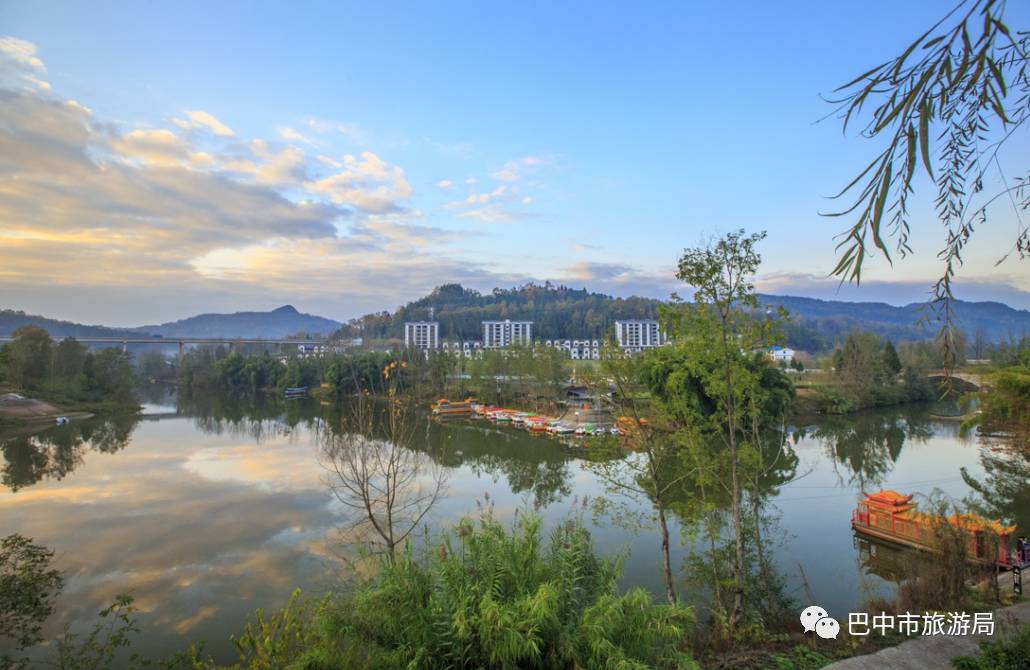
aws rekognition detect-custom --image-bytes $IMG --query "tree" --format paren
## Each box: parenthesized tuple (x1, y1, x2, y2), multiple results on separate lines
(319, 362, 447, 559)
(883, 340, 903, 376)
(790, 356, 805, 372)
(51, 338, 88, 391)
(3, 326, 52, 391)
(827, 0, 1028, 365)
(584, 346, 693, 606)
(673, 229, 781, 631)
(1, 534, 64, 668)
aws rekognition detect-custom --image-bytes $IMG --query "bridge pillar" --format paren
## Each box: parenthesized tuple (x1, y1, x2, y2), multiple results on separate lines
(122, 340, 127, 353)
(178, 340, 184, 357)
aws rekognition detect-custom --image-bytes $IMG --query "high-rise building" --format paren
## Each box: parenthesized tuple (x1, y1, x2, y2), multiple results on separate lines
(482, 320, 532, 348)
(614, 320, 663, 352)
(404, 321, 439, 349)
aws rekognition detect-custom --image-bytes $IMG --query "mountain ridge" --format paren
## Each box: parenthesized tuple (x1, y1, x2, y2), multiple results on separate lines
(3, 287, 1028, 351)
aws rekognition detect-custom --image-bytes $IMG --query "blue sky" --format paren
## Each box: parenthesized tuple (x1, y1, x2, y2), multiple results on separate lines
(1, 0, 1028, 325)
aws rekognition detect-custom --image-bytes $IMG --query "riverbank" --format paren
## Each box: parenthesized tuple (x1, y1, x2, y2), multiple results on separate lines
(0, 389, 140, 429)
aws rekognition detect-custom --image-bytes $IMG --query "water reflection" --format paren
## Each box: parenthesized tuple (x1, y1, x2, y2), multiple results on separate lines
(812, 408, 935, 490)
(1, 414, 140, 491)
(962, 440, 1030, 535)
(0, 396, 1008, 664)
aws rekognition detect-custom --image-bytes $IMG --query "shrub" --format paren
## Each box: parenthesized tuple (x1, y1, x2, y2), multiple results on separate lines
(952, 623, 1030, 670)
(324, 513, 698, 669)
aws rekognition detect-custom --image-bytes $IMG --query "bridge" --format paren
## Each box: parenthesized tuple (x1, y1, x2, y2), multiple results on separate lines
(926, 370, 985, 392)
(0, 335, 330, 354)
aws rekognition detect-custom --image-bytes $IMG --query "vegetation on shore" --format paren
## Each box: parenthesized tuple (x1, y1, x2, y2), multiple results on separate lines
(0, 327, 139, 422)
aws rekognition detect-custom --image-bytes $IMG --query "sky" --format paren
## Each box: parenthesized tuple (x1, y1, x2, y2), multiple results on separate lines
(1, 0, 1028, 326)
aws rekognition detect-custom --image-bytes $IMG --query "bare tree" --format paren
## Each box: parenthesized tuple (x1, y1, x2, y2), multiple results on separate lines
(319, 369, 447, 559)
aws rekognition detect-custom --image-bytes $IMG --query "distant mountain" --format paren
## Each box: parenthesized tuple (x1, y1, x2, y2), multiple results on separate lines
(135, 305, 341, 338)
(0, 309, 146, 339)
(758, 294, 1030, 352)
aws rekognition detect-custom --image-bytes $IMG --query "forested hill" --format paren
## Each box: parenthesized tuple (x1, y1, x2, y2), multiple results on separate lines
(761, 294, 1030, 352)
(0, 309, 144, 339)
(335, 283, 1030, 351)
(337, 283, 662, 342)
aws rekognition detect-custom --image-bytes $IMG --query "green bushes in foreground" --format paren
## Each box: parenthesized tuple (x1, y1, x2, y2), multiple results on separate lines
(181, 513, 698, 669)
(318, 513, 698, 670)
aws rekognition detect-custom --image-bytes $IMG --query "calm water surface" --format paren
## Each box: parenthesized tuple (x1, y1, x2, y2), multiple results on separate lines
(2, 392, 1023, 663)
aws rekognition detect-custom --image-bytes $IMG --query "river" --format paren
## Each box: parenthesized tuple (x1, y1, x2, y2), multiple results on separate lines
(1, 391, 1024, 664)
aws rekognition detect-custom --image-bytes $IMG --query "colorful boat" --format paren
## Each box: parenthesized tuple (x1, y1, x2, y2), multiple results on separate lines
(851, 490, 1018, 567)
(431, 398, 476, 416)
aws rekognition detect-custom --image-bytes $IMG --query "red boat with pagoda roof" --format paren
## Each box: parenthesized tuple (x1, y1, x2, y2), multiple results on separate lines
(851, 489, 1021, 568)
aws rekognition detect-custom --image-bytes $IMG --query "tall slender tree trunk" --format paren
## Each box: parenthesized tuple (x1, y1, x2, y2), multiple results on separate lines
(722, 320, 745, 632)
(657, 500, 677, 605)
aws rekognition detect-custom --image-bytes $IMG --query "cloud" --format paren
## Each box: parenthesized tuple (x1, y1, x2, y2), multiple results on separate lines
(0, 64, 520, 324)
(222, 142, 308, 185)
(304, 151, 413, 213)
(172, 109, 234, 136)
(112, 128, 201, 167)
(0, 36, 50, 90)
(278, 126, 314, 145)
(553, 262, 679, 300)
(492, 155, 544, 182)
(562, 261, 635, 281)
(435, 179, 453, 189)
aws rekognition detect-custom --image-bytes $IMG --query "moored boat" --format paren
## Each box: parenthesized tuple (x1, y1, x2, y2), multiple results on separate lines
(851, 490, 1018, 567)
(431, 398, 476, 416)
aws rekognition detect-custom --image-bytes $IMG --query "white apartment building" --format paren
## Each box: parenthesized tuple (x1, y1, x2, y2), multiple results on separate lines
(614, 320, 663, 352)
(482, 320, 533, 348)
(404, 321, 439, 349)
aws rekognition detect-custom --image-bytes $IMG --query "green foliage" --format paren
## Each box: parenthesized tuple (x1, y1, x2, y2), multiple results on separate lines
(882, 340, 902, 376)
(50, 594, 149, 670)
(0, 328, 135, 405)
(3, 326, 51, 391)
(965, 357, 1030, 439)
(467, 345, 569, 410)
(323, 351, 396, 395)
(0, 534, 64, 666)
(175, 590, 336, 670)
(952, 623, 1030, 670)
(768, 645, 833, 670)
(333, 283, 661, 341)
(324, 513, 697, 669)
(821, 331, 936, 411)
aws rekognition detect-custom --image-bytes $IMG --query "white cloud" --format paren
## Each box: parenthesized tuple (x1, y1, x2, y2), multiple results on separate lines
(112, 127, 194, 165)
(278, 126, 313, 144)
(492, 155, 544, 182)
(304, 151, 413, 213)
(0, 36, 50, 91)
(173, 110, 235, 137)
(435, 179, 453, 189)
(223, 144, 308, 185)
